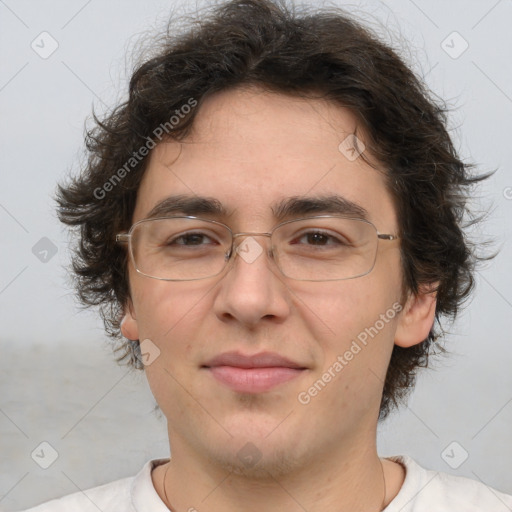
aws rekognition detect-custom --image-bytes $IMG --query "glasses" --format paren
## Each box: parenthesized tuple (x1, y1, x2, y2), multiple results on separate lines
(116, 215, 399, 282)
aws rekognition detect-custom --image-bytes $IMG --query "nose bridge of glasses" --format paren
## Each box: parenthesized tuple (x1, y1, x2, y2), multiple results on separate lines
(232, 231, 273, 239)
(229, 231, 274, 264)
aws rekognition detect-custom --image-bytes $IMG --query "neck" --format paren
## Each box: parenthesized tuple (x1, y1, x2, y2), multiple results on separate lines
(154, 439, 402, 512)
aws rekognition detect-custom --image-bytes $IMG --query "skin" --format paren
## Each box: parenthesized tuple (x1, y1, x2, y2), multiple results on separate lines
(121, 86, 437, 511)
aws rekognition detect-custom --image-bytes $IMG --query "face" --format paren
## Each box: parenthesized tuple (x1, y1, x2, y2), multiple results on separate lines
(121, 87, 423, 477)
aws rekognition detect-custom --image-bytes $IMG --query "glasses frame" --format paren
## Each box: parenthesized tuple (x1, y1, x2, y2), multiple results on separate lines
(116, 215, 399, 282)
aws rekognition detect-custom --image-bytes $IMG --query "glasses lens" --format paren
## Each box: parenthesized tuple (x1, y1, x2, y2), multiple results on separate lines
(272, 217, 378, 281)
(130, 218, 231, 280)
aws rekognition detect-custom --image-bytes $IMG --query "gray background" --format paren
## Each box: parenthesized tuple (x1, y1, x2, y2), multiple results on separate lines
(1, 0, 511, 509)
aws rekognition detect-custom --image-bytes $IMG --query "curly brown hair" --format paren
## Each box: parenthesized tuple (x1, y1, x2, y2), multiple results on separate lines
(57, 0, 491, 419)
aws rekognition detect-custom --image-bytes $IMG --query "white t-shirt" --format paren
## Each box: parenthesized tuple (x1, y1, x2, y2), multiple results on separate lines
(18, 455, 512, 512)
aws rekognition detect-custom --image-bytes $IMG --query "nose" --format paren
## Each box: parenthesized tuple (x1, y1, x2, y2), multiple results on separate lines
(212, 235, 291, 327)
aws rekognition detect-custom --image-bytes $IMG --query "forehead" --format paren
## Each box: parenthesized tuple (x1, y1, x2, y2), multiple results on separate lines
(133, 87, 397, 229)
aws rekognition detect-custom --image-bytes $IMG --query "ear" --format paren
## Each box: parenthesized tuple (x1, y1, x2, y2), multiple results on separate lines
(120, 299, 139, 341)
(394, 284, 438, 348)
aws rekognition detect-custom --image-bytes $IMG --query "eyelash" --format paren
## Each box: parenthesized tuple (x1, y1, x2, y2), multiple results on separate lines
(168, 230, 348, 247)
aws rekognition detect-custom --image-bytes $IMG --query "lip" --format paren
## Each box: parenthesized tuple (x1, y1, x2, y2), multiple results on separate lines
(203, 351, 304, 369)
(202, 351, 307, 393)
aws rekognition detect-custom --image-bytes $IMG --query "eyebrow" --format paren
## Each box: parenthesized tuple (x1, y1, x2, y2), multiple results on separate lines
(145, 194, 369, 222)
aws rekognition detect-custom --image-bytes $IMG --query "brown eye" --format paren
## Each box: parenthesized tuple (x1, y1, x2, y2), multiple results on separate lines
(292, 230, 348, 247)
(171, 233, 214, 246)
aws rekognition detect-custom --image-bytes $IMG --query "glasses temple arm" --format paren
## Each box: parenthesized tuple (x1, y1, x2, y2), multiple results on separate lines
(377, 234, 399, 241)
(116, 233, 130, 243)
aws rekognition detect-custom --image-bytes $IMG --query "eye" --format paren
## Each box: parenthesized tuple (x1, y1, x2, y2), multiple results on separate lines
(166, 231, 218, 247)
(292, 230, 349, 247)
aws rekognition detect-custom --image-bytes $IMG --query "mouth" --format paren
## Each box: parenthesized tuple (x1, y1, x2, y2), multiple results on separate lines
(201, 352, 307, 393)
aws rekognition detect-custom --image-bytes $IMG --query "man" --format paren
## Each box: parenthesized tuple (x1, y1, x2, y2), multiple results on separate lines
(23, 0, 512, 510)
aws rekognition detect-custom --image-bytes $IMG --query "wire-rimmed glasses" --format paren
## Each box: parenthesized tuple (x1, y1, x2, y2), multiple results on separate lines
(116, 215, 399, 282)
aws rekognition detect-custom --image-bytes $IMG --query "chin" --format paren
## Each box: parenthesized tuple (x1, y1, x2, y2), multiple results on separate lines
(206, 440, 306, 480)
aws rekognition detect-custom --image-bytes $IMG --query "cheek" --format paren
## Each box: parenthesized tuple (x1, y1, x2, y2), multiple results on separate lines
(293, 264, 402, 393)
(297, 287, 400, 422)
(131, 277, 210, 340)
(294, 272, 399, 341)
(133, 280, 212, 413)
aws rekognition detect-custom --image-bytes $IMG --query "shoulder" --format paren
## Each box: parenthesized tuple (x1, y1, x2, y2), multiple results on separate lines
(386, 455, 512, 512)
(18, 458, 169, 512)
(19, 476, 133, 512)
